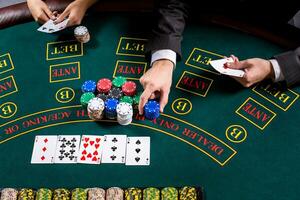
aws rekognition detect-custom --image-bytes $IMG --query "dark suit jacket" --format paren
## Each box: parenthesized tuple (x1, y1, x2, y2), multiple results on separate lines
(147, 0, 300, 86)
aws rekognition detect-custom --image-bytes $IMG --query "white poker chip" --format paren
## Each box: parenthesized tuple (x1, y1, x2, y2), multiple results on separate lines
(74, 26, 88, 36)
(88, 97, 105, 111)
(116, 102, 133, 116)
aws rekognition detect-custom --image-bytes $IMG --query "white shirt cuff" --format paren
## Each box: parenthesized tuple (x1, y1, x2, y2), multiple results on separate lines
(269, 59, 285, 82)
(151, 49, 177, 68)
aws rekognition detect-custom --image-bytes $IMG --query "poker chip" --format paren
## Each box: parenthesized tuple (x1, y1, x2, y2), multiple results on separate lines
(122, 81, 137, 96)
(108, 87, 123, 99)
(161, 187, 178, 200)
(144, 100, 160, 120)
(179, 186, 197, 200)
(96, 93, 108, 102)
(116, 102, 133, 125)
(18, 189, 35, 200)
(53, 189, 70, 200)
(80, 92, 95, 107)
(112, 76, 127, 88)
(142, 188, 160, 200)
(0, 188, 18, 200)
(106, 187, 123, 200)
(87, 188, 105, 200)
(36, 188, 52, 200)
(87, 97, 105, 120)
(81, 80, 96, 93)
(125, 188, 142, 200)
(120, 95, 133, 105)
(71, 188, 87, 200)
(97, 78, 112, 93)
(105, 98, 119, 119)
(74, 26, 90, 43)
(133, 92, 142, 105)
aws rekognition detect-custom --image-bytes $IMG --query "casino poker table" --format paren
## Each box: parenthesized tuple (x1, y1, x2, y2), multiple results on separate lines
(1, 13, 300, 200)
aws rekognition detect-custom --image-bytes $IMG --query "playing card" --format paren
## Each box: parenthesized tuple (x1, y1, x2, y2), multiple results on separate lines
(31, 135, 57, 164)
(54, 135, 81, 164)
(52, 19, 69, 32)
(125, 137, 150, 166)
(210, 57, 245, 77)
(101, 135, 127, 164)
(78, 135, 104, 164)
(37, 19, 56, 33)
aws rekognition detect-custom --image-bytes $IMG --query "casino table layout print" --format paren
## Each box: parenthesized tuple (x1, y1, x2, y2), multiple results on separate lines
(0, 13, 300, 200)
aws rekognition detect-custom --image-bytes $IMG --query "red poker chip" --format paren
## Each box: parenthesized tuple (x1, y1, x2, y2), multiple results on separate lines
(122, 81, 136, 96)
(97, 78, 112, 93)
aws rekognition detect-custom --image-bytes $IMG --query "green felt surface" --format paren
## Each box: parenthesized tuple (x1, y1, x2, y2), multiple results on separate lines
(0, 13, 300, 200)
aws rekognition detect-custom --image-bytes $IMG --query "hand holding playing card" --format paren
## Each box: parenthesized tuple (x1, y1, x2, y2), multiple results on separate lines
(210, 56, 245, 77)
(225, 55, 275, 87)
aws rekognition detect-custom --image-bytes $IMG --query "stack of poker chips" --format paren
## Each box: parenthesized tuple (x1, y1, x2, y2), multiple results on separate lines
(144, 100, 160, 120)
(36, 188, 52, 200)
(80, 76, 140, 125)
(74, 26, 90, 43)
(0, 188, 18, 200)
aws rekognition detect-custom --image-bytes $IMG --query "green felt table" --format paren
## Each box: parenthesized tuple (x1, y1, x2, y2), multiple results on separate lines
(0, 13, 300, 200)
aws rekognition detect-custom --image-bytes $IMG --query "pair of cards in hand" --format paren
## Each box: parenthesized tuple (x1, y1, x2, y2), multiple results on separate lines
(210, 57, 245, 77)
(37, 19, 69, 33)
(31, 135, 150, 166)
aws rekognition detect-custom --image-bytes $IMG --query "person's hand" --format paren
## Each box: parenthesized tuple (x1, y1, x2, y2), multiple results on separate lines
(55, 0, 96, 26)
(27, 0, 55, 23)
(226, 55, 275, 87)
(138, 59, 174, 115)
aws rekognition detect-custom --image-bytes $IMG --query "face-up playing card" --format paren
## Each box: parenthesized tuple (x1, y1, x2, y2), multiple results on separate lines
(101, 135, 127, 164)
(31, 135, 57, 164)
(37, 19, 69, 33)
(125, 137, 150, 166)
(54, 135, 81, 164)
(78, 135, 104, 164)
(210, 57, 245, 77)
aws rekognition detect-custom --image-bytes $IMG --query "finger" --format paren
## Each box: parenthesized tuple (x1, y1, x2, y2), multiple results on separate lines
(37, 12, 50, 24)
(230, 54, 239, 62)
(55, 9, 69, 24)
(52, 11, 59, 19)
(42, 5, 55, 20)
(159, 88, 170, 113)
(226, 60, 247, 70)
(149, 93, 156, 99)
(138, 87, 153, 115)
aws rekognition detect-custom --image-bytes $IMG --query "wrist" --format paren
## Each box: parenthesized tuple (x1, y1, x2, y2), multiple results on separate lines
(152, 59, 174, 71)
(267, 60, 275, 79)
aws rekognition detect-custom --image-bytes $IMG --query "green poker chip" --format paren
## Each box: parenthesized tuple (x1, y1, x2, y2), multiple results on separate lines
(179, 186, 197, 200)
(80, 92, 95, 107)
(143, 187, 160, 200)
(53, 188, 70, 200)
(120, 95, 133, 105)
(161, 187, 178, 200)
(112, 76, 127, 88)
(36, 188, 52, 200)
(71, 188, 87, 200)
(133, 92, 142, 105)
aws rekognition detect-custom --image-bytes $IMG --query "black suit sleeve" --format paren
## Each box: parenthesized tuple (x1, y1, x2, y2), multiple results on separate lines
(146, 0, 189, 60)
(274, 47, 300, 86)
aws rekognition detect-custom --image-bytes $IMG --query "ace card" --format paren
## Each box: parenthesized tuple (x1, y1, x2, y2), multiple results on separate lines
(210, 57, 245, 77)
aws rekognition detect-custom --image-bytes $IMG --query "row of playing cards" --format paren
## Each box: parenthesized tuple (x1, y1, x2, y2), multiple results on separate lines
(37, 19, 69, 33)
(31, 135, 150, 166)
(210, 57, 245, 77)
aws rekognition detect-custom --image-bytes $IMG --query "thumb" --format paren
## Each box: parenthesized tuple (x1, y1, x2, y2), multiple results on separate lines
(42, 5, 55, 20)
(226, 60, 248, 70)
(55, 9, 70, 23)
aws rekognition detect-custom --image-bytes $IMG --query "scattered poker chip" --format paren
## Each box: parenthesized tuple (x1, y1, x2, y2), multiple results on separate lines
(36, 188, 52, 200)
(18, 189, 35, 200)
(97, 78, 112, 93)
(144, 100, 160, 120)
(125, 188, 142, 200)
(87, 188, 105, 200)
(112, 76, 127, 88)
(87, 97, 105, 120)
(71, 188, 87, 200)
(105, 98, 119, 119)
(108, 87, 123, 99)
(80, 92, 95, 107)
(96, 93, 108, 102)
(161, 187, 178, 200)
(81, 80, 97, 93)
(122, 81, 137, 96)
(179, 186, 197, 200)
(106, 187, 123, 200)
(142, 187, 160, 200)
(53, 189, 70, 200)
(120, 95, 133, 105)
(74, 26, 90, 43)
(0, 188, 18, 200)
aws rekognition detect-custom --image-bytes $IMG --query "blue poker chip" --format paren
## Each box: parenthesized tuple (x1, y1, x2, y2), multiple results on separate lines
(144, 100, 160, 120)
(105, 98, 119, 119)
(81, 80, 96, 93)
